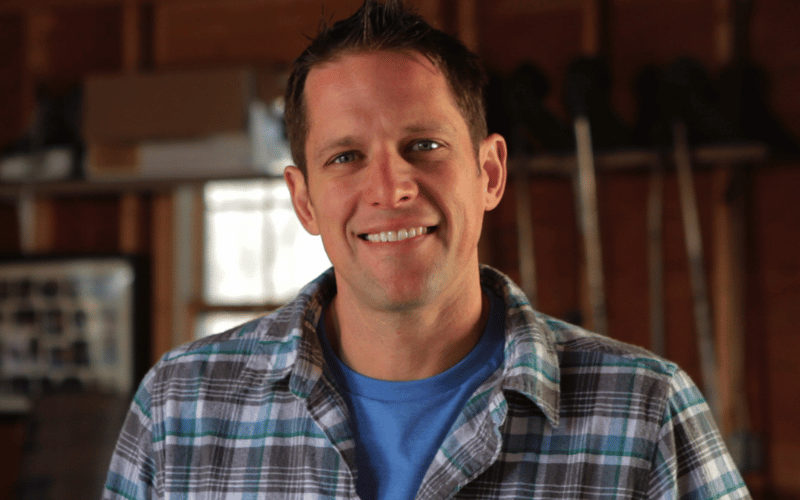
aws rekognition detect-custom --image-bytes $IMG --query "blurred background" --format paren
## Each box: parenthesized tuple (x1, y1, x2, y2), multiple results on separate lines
(0, 0, 797, 498)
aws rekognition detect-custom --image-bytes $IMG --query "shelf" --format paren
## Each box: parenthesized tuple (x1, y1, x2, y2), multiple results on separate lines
(0, 172, 283, 200)
(509, 142, 769, 177)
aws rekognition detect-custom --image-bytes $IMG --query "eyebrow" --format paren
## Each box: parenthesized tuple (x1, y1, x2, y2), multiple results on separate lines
(403, 122, 457, 137)
(312, 136, 360, 164)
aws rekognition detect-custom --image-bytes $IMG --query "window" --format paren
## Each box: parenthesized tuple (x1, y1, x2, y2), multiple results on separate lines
(197, 178, 330, 338)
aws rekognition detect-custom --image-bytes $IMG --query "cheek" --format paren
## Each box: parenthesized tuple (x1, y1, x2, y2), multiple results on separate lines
(310, 180, 356, 231)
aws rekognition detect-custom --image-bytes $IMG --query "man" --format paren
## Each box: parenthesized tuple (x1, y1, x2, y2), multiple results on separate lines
(104, 1, 750, 499)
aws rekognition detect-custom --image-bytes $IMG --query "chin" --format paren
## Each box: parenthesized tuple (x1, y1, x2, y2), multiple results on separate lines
(367, 281, 438, 312)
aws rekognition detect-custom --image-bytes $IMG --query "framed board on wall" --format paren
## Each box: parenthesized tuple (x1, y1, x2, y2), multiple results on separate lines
(0, 255, 149, 398)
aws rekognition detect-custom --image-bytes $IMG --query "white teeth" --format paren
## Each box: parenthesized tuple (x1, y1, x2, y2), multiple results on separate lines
(365, 226, 428, 243)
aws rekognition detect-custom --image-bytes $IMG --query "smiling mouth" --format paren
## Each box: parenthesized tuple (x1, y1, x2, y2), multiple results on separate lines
(358, 226, 436, 243)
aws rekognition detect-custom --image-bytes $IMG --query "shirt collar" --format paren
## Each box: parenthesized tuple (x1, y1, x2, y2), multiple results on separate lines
(271, 266, 561, 426)
(479, 265, 561, 427)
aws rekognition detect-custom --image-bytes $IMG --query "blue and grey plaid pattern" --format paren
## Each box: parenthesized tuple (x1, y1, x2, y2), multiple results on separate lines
(104, 266, 749, 499)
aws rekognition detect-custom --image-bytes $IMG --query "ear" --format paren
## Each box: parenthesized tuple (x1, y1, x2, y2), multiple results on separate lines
(479, 133, 507, 211)
(284, 165, 320, 235)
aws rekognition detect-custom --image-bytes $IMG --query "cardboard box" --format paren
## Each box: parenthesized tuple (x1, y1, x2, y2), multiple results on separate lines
(83, 68, 255, 143)
(83, 67, 295, 180)
(85, 100, 294, 180)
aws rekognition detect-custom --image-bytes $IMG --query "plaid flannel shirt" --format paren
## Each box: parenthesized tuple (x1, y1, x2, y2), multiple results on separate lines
(104, 266, 750, 499)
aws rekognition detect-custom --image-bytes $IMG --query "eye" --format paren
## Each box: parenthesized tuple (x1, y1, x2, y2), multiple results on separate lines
(409, 140, 441, 152)
(330, 151, 358, 164)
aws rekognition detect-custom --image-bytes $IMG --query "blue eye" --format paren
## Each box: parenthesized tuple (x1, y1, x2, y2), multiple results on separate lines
(332, 152, 357, 164)
(411, 140, 440, 151)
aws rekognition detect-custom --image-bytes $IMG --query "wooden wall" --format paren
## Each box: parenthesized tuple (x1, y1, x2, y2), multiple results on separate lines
(476, 1, 800, 497)
(0, 0, 798, 497)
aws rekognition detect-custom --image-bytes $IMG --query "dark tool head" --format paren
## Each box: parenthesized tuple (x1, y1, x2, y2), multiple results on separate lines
(718, 61, 800, 155)
(565, 56, 632, 149)
(504, 62, 572, 153)
(662, 57, 741, 144)
(510, 63, 551, 101)
(632, 65, 672, 147)
(566, 56, 611, 119)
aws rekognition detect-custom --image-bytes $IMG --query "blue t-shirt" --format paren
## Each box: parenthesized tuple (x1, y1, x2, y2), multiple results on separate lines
(319, 288, 505, 500)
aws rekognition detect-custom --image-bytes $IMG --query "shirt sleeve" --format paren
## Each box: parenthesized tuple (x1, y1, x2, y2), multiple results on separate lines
(648, 368, 751, 500)
(103, 370, 159, 500)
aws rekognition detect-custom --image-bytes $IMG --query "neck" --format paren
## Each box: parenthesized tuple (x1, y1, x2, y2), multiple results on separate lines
(325, 275, 489, 381)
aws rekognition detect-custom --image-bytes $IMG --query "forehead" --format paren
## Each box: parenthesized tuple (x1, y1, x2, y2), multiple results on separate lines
(305, 50, 452, 107)
(302, 50, 464, 149)
(312, 49, 439, 82)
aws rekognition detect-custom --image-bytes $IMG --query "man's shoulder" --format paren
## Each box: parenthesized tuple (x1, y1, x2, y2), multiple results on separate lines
(536, 313, 679, 380)
(143, 297, 313, 391)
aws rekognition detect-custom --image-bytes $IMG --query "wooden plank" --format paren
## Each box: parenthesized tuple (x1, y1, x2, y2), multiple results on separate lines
(189, 185, 205, 342)
(51, 195, 121, 251)
(152, 0, 363, 68)
(713, 0, 734, 65)
(172, 185, 198, 345)
(1, 0, 136, 12)
(711, 164, 751, 466)
(32, 196, 56, 252)
(514, 175, 538, 307)
(150, 191, 174, 363)
(0, 172, 281, 198)
(509, 143, 767, 176)
(456, 0, 478, 52)
(580, 0, 600, 55)
(0, 14, 26, 147)
(121, 1, 141, 72)
(573, 116, 607, 335)
(647, 157, 666, 355)
(25, 9, 52, 78)
(119, 193, 143, 253)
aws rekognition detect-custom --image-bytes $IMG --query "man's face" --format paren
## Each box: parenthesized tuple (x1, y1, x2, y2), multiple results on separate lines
(285, 50, 505, 313)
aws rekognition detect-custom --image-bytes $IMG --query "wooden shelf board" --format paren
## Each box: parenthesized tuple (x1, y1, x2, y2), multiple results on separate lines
(509, 142, 769, 176)
(0, 172, 282, 199)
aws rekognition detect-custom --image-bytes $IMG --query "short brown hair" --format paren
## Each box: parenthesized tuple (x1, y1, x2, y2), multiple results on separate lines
(284, 0, 488, 175)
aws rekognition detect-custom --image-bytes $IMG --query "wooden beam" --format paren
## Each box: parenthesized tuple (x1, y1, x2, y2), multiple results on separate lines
(514, 175, 538, 307)
(119, 193, 143, 253)
(1, 0, 138, 11)
(189, 186, 205, 343)
(712, 164, 750, 466)
(17, 191, 54, 254)
(509, 143, 768, 176)
(714, 0, 734, 66)
(150, 191, 174, 363)
(456, 0, 478, 52)
(151, 1, 168, 68)
(121, 1, 142, 73)
(20, 195, 56, 253)
(581, 0, 600, 55)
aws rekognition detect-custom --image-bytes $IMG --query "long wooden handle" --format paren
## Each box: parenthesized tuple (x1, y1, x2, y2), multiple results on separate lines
(574, 116, 607, 335)
(647, 155, 666, 356)
(672, 121, 720, 418)
(515, 174, 538, 308)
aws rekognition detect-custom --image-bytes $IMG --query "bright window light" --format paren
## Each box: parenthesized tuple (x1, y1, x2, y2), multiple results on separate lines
(203, 178, 331, 308)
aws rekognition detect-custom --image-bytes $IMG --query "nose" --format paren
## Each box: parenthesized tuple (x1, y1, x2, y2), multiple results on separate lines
(363, 150, 418, 208)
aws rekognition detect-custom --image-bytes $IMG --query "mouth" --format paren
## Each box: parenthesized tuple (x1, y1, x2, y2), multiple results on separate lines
(358, 226, 437, 243)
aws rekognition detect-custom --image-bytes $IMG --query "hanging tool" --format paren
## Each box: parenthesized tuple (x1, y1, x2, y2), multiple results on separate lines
(663, 57, 740, 419)
(633, 65, 669, 356)
(565, 56, 631, 335)
(500, 63, 574, 307)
